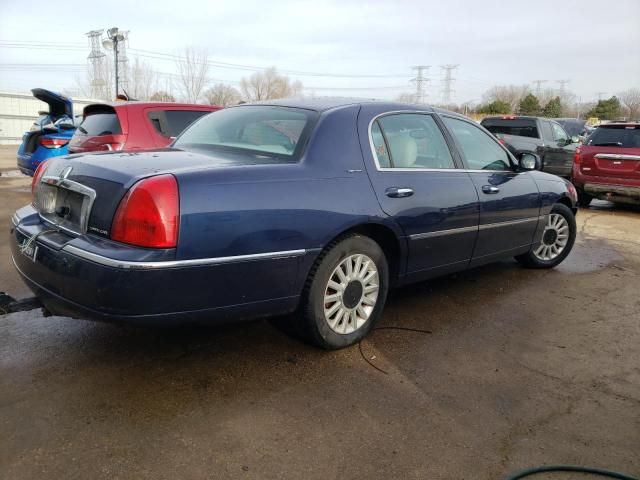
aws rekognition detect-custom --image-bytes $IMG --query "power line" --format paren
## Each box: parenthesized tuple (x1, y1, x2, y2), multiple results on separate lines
(556, 79, 569, 95)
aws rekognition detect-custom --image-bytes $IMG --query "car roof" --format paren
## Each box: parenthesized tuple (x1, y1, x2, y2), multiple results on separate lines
(90, 101, 220, 109)
(246, 96, 438, 113)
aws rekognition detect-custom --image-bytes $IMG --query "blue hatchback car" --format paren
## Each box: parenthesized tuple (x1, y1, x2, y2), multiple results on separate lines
(11, 98, 578, 349)
(16, 89, 76, 176)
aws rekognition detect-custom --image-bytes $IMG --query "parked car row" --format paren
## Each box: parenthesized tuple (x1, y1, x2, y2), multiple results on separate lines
(11, 98, 578, 348)
(17, 88, 221, 176)
(480, 115, 640, 206)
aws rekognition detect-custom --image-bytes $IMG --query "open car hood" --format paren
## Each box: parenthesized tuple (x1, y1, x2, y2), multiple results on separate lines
(31, 88, 73, 118)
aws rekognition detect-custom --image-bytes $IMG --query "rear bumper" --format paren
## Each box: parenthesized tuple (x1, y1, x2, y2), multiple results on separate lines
(584, 183, 640, 199)
(10, 208, 305, 325)
(572, 170, 640, 203)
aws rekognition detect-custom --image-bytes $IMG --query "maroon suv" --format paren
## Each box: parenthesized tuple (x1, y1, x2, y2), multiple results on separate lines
(572, 123, 640, 206)
(68, 102, 221, 153)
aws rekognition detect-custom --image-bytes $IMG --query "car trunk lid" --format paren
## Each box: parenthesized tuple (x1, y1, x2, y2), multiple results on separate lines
(31, 88, 73, 118)
(69, 104, 126, 153)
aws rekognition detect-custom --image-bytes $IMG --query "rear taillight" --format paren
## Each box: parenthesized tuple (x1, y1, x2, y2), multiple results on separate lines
(40, 138, 69, 149)
(574, 146, 582, 165)
(111, 174, 179, 248)
(31, 162, 47, 196)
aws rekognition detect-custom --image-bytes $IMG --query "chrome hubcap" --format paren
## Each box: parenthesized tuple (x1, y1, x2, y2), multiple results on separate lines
(324, 254, 379, 335)
(533, 213, 569, 261)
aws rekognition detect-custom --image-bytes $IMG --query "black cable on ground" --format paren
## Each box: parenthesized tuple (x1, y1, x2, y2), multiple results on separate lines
(358, 326, 432, 374)
(504, 465, 638, 480)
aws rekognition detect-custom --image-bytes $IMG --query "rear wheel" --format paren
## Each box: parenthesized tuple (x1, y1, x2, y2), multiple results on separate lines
(293, 235, 389, 349)
(515, 203, 576, 269)
(577, 188, 593, 207)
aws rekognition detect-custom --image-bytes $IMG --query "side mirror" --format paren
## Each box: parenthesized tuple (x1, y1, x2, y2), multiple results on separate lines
(517, 152, 540, 171)
(57, 122, 75, 131)
(571, 135, 580, 144)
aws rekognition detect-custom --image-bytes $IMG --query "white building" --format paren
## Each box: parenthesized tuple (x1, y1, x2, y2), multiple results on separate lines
(0, 91, 99, 145)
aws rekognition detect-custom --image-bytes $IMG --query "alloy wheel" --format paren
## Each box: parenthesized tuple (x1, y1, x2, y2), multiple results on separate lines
(533, 213, 570, 261)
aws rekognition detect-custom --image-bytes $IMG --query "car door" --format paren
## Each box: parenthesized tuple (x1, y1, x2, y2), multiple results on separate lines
(440, 115, 541, 267)
(544, 120, 576, 176)
(358, 106, 480, 282)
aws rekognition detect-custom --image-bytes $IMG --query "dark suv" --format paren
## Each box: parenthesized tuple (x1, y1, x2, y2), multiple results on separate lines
(68, 102, 221, 153)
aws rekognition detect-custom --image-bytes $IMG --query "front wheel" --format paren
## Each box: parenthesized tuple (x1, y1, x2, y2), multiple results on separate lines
(515, 203, 576, 269)
(294, 235, 389, 349)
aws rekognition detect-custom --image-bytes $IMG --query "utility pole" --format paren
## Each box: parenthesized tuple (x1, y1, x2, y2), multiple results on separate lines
(440, 64, 459, 104)
(532, 79, 547, 97)
(102, 27, 126, 98)
(411, 66, 430, 104)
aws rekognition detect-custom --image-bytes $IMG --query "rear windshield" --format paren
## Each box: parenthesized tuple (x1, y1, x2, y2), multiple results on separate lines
(174, 106, 317, 161)
(147, 109, 211, 137)
(78, 108, 122, 136)
(586, 125, 640, 148)
(481, 119, 539, 139)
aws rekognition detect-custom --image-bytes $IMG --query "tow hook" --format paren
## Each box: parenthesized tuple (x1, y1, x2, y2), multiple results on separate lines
(0, 292, 46, 315)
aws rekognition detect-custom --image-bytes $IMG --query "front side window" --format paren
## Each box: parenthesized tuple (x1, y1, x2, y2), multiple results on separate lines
(551, 122, 569, 143)
(372, 114, 455, 169)
(174, 106, 316, 161)
(443, 116, 511, 171)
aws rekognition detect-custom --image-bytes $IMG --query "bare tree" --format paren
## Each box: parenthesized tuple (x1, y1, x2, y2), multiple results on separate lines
(395, 92, 416, 104)
(240, 67, 303, 101)
(150, 91, 176, 102)
(126, 56, 158, 100)
(203, 83, 241, 106)
(483, 85, 531, 111)
(175, 47, 209, 103)
(619, 88, 640, 120)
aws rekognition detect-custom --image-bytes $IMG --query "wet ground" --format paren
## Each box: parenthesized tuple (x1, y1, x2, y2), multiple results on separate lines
(1, 146, 639, 479)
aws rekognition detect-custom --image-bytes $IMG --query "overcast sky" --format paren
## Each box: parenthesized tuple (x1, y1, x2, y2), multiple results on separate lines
(0, 0, 638, 103)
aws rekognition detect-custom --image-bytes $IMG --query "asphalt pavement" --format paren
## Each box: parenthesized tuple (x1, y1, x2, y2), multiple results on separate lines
(1, 145, 638, 479)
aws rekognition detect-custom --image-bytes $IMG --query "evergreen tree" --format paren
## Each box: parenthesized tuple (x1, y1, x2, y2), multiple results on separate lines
(518, 94, 542, 115)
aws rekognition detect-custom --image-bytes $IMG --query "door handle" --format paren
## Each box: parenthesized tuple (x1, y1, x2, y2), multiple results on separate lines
(482, 185, 500, 194)
(386, 187, 414, 198)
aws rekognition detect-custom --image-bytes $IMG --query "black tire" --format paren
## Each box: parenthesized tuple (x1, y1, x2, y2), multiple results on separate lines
(577, 188, 593, 207)
(515, 203, 576, 269)
(292, 234, 389, 349)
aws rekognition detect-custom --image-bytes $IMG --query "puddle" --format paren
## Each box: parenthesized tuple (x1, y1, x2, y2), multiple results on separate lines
(557, 238, 624, 274)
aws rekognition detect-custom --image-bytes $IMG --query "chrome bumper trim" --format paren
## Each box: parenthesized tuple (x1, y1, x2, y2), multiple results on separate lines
(61, 245, 307, 270)
(409, 215, 545, 240)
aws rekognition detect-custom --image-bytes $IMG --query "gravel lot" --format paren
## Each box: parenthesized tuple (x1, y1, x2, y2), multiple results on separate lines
(1, 145, 638, 479)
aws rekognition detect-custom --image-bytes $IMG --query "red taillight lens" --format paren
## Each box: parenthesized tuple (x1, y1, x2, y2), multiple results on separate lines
(111, 174, 179, 248)
(40, 138, 69, 149)
(574, 146, 582, 165)
(31, 161, 48, 196)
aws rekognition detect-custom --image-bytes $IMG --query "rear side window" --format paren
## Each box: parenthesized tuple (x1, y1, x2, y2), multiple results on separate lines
(78, 111, 121, 136)
(147, 109, 211, 138)
(481, 119, 539, 139)
(444, 116, 511, 171)
(587, 125, 640, 148)
(373, 114, 455, 169)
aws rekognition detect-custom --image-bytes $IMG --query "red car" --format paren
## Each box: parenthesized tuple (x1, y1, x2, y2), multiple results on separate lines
(68, 102, 221, 153)
(572, 122, 640, 206)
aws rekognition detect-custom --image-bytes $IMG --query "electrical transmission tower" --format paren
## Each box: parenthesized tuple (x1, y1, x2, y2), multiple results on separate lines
(532, 79, 547, 97)
(556, 79, 569, 96)
(596, 91, 606, 100)
(86, 30, 106, 98)
(411, 66, 430, 104)
(440, 64, 459, 104)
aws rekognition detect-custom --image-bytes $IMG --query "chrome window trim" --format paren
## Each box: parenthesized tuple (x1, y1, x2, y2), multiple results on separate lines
(594, 153, 640, 161)
(61, 244, 307, 270)
(409, 215, 545, 240)
(367, 111, 518, 174)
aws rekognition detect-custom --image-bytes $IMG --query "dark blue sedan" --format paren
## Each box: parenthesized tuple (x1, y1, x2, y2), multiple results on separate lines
(11, 98, 578, 349)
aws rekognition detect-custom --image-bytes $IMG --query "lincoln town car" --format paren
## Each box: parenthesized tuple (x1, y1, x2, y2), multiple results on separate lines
(10, 98, 578, 349)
